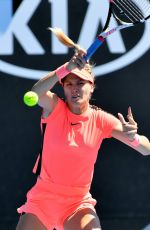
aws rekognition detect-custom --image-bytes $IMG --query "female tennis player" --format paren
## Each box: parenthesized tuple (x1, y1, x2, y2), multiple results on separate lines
(16, 31, 150, 230)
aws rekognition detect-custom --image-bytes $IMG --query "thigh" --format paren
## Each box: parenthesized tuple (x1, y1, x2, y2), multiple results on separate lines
(63, 208, 102, 230)
(16, 213, 47, 230)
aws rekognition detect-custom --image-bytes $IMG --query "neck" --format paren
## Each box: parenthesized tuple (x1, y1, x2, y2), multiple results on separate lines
(67, 102, 89, 115)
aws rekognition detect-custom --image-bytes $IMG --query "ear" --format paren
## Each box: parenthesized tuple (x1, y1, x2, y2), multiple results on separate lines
(90, 84, 94, 93)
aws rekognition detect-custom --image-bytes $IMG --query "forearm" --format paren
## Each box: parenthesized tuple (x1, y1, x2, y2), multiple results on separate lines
(112, 128, 150, 156)
(32, 71, 59, 96)
(120, 134, 150, 156)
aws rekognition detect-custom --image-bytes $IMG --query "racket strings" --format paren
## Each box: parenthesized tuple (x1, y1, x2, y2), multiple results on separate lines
(124, 0, 146, 20)
(113, 0, 143, 22)
(131, 0, 150, 18)
(121, 0, 143, 21)
(134, 0, 150, 15)
(115, 0, 144, 21)
(113, 0, 150, 23)
(125, 0, 150, 18)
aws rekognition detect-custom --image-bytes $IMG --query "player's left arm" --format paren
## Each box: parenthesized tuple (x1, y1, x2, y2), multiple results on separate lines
(111, 107, 150, 156)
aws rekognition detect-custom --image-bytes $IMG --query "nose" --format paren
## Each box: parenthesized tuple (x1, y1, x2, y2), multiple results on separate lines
(72, 85, 78, 93)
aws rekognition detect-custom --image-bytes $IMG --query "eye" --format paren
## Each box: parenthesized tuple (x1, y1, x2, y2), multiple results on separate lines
(65, 82, 72, 86)
(78, 81, 84, 85)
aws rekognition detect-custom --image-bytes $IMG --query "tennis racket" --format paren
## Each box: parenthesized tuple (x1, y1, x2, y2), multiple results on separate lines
(84, 0, 150, 61)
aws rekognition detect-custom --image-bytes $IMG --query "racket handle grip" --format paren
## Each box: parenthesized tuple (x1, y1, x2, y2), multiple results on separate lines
(84, 37, 104, 61)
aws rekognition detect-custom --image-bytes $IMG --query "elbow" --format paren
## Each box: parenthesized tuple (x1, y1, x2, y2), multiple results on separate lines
(31, 85, 38, 93)
(31, 85, 42, 97)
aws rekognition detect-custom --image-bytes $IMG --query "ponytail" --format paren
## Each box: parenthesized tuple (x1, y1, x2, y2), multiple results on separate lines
(47, 27, 80, 50)
(48, 27, 95, 81)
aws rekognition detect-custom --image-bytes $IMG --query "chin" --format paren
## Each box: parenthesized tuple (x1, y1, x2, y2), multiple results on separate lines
(72, 99, 83, 105)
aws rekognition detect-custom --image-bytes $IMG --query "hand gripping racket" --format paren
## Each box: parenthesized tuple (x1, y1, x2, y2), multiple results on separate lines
(84, 0, 150, 61)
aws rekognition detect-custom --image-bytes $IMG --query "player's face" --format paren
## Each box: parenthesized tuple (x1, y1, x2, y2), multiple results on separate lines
(63, 74, 94, 113)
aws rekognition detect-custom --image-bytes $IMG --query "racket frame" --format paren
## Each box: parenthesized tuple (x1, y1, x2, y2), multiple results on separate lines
(84, 0, 149, 61)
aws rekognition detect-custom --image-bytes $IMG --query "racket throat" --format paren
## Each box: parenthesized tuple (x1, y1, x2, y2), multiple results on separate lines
(97, 35, 105, 42)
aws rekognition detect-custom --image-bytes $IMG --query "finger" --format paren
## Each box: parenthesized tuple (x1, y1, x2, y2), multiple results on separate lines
(128, 106, 135, 120)
(71, 55, 84, 68)
(118, 113, 126, 125)
(127, 116, 137, 126)
(76, 59, 84, 68)
(123, 124, 138, 131)
(125, 130, 137, 135)
(74, 53, 86, 65)
(127, 107, 137, 125)
(78, 48, 87, 56)
(74, 44, 87, 55)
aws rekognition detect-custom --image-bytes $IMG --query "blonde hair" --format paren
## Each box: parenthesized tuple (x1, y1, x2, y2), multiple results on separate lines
(47, 27, 80, 50)
(48, 27, 95, 81)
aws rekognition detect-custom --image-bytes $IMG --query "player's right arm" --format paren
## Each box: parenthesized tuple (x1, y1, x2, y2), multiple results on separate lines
(32, 45, 86, 117)
(32, 71, 59, 117)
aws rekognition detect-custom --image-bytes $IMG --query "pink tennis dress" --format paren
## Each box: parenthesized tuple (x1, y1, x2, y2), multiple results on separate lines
(17, 98, 120, 230)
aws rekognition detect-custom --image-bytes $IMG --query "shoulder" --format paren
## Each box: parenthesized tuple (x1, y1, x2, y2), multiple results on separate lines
(42, 97, 66, 120)
(90, 104, 102, 111)
(90, 104, 120, 126)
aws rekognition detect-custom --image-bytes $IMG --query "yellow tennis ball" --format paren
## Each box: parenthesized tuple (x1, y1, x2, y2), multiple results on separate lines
(23, 91, 38, 107)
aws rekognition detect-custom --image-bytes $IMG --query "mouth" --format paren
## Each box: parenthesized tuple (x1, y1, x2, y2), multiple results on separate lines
(71, 95, 81, 102)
